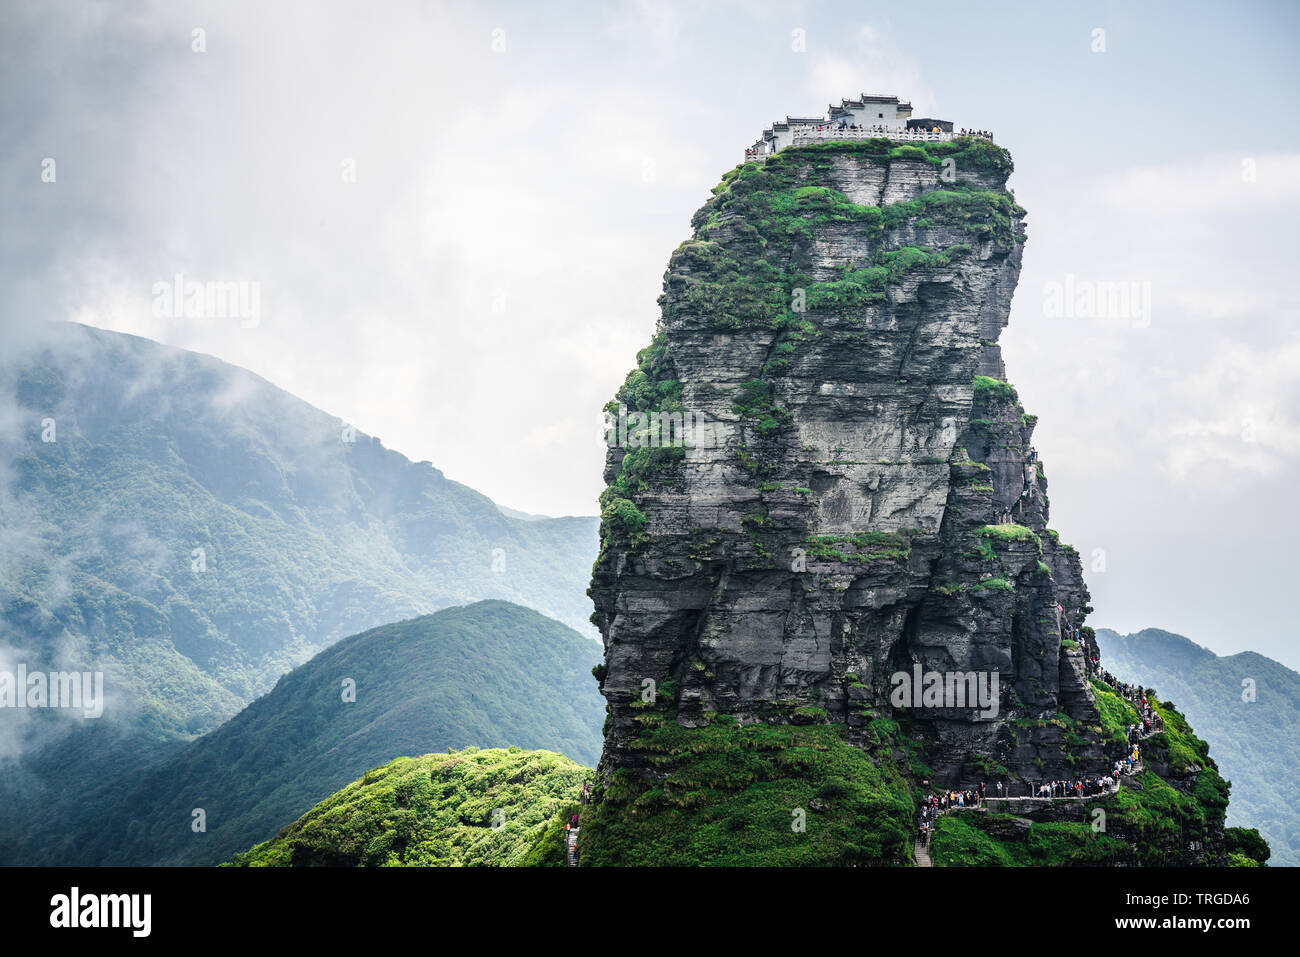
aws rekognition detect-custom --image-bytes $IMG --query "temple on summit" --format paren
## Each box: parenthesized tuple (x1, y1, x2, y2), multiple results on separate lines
(746, 93, 984, 161)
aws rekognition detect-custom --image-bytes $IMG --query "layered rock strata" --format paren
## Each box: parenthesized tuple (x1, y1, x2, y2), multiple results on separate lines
(591, 138, 1103, 790)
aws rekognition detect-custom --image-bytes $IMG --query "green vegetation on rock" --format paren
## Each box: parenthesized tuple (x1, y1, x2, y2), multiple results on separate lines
(788, 135, 1015, 177)
(973, 375, 1018, 403)
(933, 812, 1128, 866)
(230, 748, 587, 867)
(579, 718, 913, 866)
(977, 523, 1043, 556)
(596, 136, 1024, 570)
(805, 530, 912, 564)
(933, 683, 1252, 866)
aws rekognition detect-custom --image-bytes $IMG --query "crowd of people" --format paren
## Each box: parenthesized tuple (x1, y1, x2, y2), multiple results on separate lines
(566, 787, 593, 865)
(1095, 670, 1165, 739)
(750, 123, 994, 160)
(917, 804, 937, 844)
(563, 812, 580, 865)
(927, 785, 987, 810)
(799, 122, 992, 138)
(914, 702, 1153, 845)
(916, 752, 1142, 843)
(916, 785, 987, 844)
(1027, 758, 1135, 801)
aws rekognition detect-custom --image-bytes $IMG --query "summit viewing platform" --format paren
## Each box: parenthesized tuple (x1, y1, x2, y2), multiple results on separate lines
(744, 92, 994, 162)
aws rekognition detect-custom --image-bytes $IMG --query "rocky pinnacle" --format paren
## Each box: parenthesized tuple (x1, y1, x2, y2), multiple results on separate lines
(590, 137, 1104, 792)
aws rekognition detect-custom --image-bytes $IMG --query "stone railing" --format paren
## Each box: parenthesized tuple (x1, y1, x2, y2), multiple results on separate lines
(790, 128, 995, 146)
(746, 128, 994, 162)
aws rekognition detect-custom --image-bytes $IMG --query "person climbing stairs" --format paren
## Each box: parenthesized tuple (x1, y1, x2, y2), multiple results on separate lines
(914, 832, 933, 867)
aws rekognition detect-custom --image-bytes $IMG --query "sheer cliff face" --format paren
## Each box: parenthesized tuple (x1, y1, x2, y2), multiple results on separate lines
(591, 139, 1101, 786)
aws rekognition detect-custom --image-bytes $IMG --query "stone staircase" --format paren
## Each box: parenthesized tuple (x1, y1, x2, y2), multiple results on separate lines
(907, 685, 1160, 866)
(912, 736, 1149, 865)
(913, 832, 933, 867)
(566, 827, 579, 867)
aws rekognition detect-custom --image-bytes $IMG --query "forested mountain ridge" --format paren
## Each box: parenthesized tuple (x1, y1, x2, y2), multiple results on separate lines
(0, 320, 598, 862)
(33, 601, 602, 866)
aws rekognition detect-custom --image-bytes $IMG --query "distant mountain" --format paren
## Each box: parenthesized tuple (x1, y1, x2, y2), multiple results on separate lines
(230, 747, 587, 868)
(496, 504, 559, 522)
(1095, 627, 1300, 866)
(24, 601, 602, 865)
(0, 320, 599, 861)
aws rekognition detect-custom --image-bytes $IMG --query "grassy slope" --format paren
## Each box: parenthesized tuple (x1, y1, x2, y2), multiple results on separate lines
(230, 747, 588, 867)
(41, 600, 604, 866)
(579, 717, 916, 866)
(932, 813, 1129, 866)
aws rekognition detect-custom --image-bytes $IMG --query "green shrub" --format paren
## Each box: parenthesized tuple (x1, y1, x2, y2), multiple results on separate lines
(600, 496, 647, 542)
(978, 523, 1042, 554)
(973, 375, 1018, 402)
(1223, 827, 1270, 865)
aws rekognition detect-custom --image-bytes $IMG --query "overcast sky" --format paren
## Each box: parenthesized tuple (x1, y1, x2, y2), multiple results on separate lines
(3, 0, 1298, 668)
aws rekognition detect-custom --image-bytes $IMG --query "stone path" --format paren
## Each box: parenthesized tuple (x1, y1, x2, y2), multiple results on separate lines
(912, 726, 1154, 866)
(566, 826, 579, 867)
(568, 782, 592, 867)
(913, 832, 933, 867)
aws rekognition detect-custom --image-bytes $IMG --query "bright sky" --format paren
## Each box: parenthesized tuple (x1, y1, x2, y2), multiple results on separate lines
(3, 0, 1298, 667)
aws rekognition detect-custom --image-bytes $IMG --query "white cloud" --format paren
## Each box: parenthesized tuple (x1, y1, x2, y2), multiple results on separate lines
(1088, 153, 1300, 215)
(803, 24, 937, 116)
(5, 0, 1300, 668)
(1014, 155, 1300, 457)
